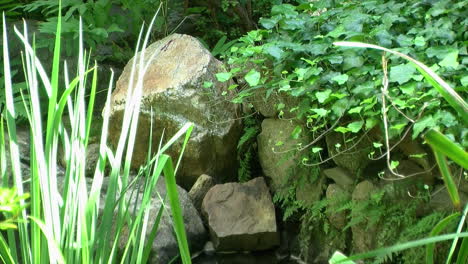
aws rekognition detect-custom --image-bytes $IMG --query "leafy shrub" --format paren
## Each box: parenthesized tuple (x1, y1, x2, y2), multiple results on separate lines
(17, 0, 177, 64)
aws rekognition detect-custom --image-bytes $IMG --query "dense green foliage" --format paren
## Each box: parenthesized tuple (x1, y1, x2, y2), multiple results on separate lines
(220, 0, 467, 147)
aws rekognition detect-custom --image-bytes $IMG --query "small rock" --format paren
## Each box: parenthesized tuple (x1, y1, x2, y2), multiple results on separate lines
(326, 184, 350, 230)
(203, 241, 215, 256)
(323, 167, 355, 188)
(189, 174, 215, 214)
(85, 144, 101, 177)
(429, 185, 468, 213)
(295, 175, 325, 207)
(351, 180, 378, 253)
(202, 177, 279, 251)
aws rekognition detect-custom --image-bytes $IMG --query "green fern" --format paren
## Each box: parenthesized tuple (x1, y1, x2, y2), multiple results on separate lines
(237, 116, 260, 182)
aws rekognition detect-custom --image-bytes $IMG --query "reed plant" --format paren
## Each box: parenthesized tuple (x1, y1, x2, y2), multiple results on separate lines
(0, 2, 192, 263)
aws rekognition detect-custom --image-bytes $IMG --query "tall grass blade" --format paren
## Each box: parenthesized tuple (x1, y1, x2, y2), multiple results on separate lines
(3, 12, 31, 264)
(425, 129, 468, 170)
(426, 212, 460, 264)
(162, 154, 191, 264)
(0, 233, 14, 264)
(455, 237, 468, 264)
(447, 202, 468, 264)
(433, 149, 461, 211)
(333, 233, 468, 263)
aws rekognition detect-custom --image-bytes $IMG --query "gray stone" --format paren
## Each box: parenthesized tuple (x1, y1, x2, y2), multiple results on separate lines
(295, 174, 325, 207)
(429, 185, 468, 213)
(84, 144, 101, 177)
(106, 33, 241, 189)
(249, 87, 300, 118)
(202, 177, 279, 251)
(326, 131, 371, 174)
(326, 184, 350, 230)
(257, 119, 311, 191)
(323, 167, 355, 188)
(203, 241, 215, 256)
(98, 175, 206, 264)
(189, 174, 215, 214)
(351, 180, 378, 253)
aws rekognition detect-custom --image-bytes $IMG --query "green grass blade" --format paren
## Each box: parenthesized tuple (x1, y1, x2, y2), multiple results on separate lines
(141, 203, 165, 263)
(447, 202, 468, 264)
(455, 237, 468, 264)
(28, 216, 65, 264)
(425, 129, 468, 170)
(45, 0, 62, 152)
(84, 62, 98, 147)
(162, 154, 191, 264)
(0, 233, 15, 264)
(336, 233, 468, 263)
(426, 212, 460, 264)
(333, 41, 468, 124)
(433, 149, 461, 211)
(3, 12, 31, 264)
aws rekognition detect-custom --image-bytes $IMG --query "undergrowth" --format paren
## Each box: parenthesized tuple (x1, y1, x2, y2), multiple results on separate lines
(298, 183, 453, 263)
(237, 115, 261, 182)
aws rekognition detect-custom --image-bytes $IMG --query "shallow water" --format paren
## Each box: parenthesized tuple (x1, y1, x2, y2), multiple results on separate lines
(191, 251, 303, 264)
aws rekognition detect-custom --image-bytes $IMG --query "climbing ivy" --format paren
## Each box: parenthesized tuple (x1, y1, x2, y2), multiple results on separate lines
(218, 0, 467, 152)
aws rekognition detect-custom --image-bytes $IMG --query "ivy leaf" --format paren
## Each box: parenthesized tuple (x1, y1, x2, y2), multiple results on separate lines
(290, 126, 302, 139)
(264, 45, 284, 60)
(316, 89, 332, 103)
(390, 160, 400, 170)
(365, 118, 379, 130)
(312, 147, 323, 153)
(216, 72, 232, 82)
(260, 17, 279, 29)
(439, 50, 459, 68)
(327, 25, 346, 38)
(332, 74, 349, 85)
(295, 68, 308, 81)
(335, 127, 349, 134)
(311, 108, 328, 117)
(412, 115, 434, 139)
(390, 64, 416, 84)
(400, 82, 416, 95)
(203, 81, 213, 88)
(347, 121, 364, 133)
(414, 36, 426, 47)
(308, 43, 328, 55)
(244, 69, 261, 86)
(327, 55, 343, 64)
(272, 4, 297, 16)
(343, 55, 364, 70)
(391, 123, 407, 131)
(461, 76, 468, 87)
(373, 142, 383, 148)
(348, 106, 363, 114)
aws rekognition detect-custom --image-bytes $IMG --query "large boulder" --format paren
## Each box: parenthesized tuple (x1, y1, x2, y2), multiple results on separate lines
(106, 33, 241, 189)
(202, 177, 279, 251)
(257, 119, 311, 191)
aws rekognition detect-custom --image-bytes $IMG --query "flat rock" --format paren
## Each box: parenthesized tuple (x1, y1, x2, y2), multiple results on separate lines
(202, 177, 279, 251)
